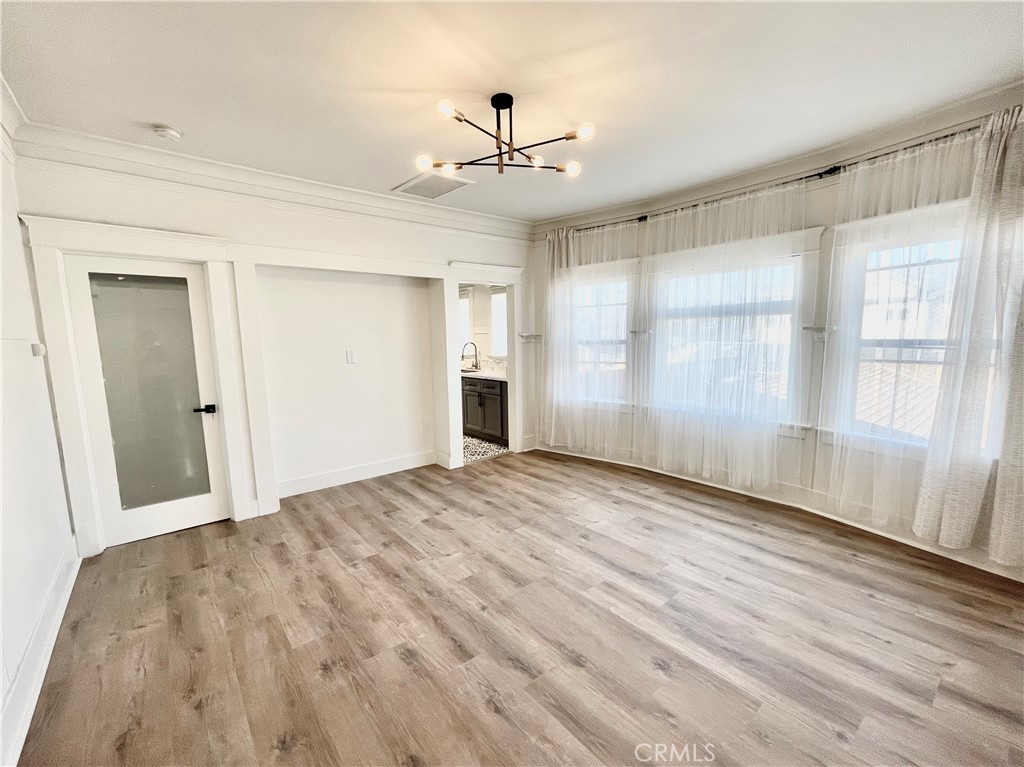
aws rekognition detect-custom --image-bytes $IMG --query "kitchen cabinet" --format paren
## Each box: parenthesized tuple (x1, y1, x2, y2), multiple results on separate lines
(461, 376, 507, 445)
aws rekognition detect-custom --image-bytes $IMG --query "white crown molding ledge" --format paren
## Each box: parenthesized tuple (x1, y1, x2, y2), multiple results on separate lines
(7, 116, 532, 244)
(2, 78, 27, 139)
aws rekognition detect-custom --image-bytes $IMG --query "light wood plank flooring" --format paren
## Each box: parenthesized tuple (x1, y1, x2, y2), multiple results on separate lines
(20, 451, 1024, 766)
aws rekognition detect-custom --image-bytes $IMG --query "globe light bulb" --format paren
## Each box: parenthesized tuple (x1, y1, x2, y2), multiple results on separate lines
(565, 160, 582, 178)
(531, 155, 545, 169)
(437, 99, 456, 119)
(441, 162, 457, 177)
(415, 155, 432, 173)
(577, 122, 596, 142)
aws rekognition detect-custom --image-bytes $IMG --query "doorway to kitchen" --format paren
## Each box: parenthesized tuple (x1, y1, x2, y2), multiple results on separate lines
(458, 283, 511, 464)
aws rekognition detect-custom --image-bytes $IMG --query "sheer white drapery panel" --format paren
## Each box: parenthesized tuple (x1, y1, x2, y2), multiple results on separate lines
(820, 130, 980, 530)
(539, 114, 1023, 571)
(636, 184, 808, 489)
(913, 107, 1024, 565)
(542, 182, 808, 488)
(542, 222, 641, 461)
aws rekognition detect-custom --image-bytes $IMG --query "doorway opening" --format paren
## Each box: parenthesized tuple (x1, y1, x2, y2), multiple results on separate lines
(458, 283, 511, 463)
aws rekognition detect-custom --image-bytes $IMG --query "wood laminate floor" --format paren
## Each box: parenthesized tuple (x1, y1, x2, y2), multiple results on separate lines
(20, 451, 1024, 767)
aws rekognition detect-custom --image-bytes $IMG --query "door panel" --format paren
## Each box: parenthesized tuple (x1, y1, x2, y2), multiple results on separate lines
(480, 393, 504, 440)
(463, 390, 484, 432)
(89, 273, 212, 509)
(66, 256, 229, 547)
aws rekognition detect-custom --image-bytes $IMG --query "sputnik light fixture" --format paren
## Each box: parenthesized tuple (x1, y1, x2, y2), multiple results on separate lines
(416, 92, 594, 178)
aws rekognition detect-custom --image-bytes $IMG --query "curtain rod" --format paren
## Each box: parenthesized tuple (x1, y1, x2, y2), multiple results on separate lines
(572, 115, 989, 235)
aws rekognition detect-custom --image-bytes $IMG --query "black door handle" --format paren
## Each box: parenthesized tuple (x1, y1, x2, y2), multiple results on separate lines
(193, 404, 217, 414)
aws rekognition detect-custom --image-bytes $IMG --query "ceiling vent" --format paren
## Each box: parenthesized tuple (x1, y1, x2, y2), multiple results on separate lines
(392, 171, 474, 199)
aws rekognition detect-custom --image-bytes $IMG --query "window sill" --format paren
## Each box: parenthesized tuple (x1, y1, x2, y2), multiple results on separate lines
(816, 427, 928, 460)
(557, 400, 813, 438)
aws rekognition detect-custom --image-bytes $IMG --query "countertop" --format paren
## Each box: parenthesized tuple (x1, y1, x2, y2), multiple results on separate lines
(460, 369, 506, 382)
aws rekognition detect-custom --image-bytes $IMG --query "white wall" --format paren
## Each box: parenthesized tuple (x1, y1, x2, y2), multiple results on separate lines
(11, 125, 531, 511)
(4, 112, 528, 763)
(1, 129, 79, 767)
(257, 266, 436, 497)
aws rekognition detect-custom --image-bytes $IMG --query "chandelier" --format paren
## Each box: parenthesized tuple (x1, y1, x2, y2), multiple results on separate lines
(415, 92, 595, 178)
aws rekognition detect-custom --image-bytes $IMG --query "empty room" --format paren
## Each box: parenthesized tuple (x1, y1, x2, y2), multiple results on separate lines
(1, 2, 1022, 766)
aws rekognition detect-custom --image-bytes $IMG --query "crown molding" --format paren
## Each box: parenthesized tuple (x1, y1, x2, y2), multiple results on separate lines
(8, 118, 532, 244)
(532, 79, 1024, 237)
(2, 79, 27, 164)
(2, 78, 27, 139)
(19, 214, 227, 253)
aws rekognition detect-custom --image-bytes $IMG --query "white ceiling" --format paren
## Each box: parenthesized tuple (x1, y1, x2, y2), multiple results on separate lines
(3, 2, 1022, 223)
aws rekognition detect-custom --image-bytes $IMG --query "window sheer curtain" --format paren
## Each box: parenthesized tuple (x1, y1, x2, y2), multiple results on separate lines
(913, 107, 1024, 565)
(542, 221, 641, 461)
(636, 183, 808, 489)
(542, 181, 807, 489)
(820, 131, 980, 530)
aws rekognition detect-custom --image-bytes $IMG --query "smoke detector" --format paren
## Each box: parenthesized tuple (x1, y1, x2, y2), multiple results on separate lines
(152, 124, 182, 142)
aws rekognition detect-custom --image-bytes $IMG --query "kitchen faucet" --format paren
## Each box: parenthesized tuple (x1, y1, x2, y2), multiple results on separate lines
(460, 341, 480, 370)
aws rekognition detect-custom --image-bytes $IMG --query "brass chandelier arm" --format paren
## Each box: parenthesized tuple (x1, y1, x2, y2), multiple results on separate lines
(461, 162, 560, 170)
(461, 117, 535, 163)
(514, 135, 571, 153)
(423, 93, 590, 176)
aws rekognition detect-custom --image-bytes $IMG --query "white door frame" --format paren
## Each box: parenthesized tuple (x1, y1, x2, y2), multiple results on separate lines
(64, 256, 231, 546)
(22, 216, 526, 555)
(442, 262, 525, 469)
(22, 216, 256, 556)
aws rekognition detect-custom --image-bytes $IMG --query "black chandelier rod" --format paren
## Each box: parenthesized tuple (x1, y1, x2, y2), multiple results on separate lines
(461, 162, 561, 170)
(461, 117, 535, 163)
(462, 147, 537, 165)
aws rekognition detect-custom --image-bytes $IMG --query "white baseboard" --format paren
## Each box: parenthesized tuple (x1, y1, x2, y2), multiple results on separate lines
(522, 434, 538, 451)
(230, 498, 262, 523)
(434, 451, 458, 470)
(1, 535, 81, 767)
(277, 451, 437, 498)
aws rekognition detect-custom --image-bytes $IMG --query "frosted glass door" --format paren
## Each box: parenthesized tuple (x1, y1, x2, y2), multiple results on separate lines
(66, 254, 229, 548)
(89, 273, 212, 509)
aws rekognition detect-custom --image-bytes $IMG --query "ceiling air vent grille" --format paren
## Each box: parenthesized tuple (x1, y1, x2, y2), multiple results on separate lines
(393, 172, 474, 199)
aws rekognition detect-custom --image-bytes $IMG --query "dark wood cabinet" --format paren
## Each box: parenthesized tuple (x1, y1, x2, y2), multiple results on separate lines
(462, 376, 507, 445)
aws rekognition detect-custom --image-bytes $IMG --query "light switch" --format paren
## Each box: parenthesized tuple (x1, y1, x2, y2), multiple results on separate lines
(346, 350, 357, 364)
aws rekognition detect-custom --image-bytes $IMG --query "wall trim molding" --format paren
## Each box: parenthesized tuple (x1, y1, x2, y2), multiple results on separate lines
(277, 451, 437, 498)
(21, 217, 258, 555)
(10, 122, 532, 244)
(21, 214, 227, 254)
(1, 77, 27, 140)
(1, 535, 81, 767)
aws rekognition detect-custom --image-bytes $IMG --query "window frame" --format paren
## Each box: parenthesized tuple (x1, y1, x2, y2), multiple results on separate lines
(489, 290, 508, 358)
(644, 254, 806, 423)
(458, 292, 473, 351)
(566, 260, 639, 407)
(831, 223, 967, 447)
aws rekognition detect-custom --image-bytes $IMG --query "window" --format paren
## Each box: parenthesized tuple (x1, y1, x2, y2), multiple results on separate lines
(650, 257, 801, 421)
(490, 291, 508, 357)
(571, 277, 631, 402)
(845, 236, 962, 443)
(459, 294, 473, 349)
